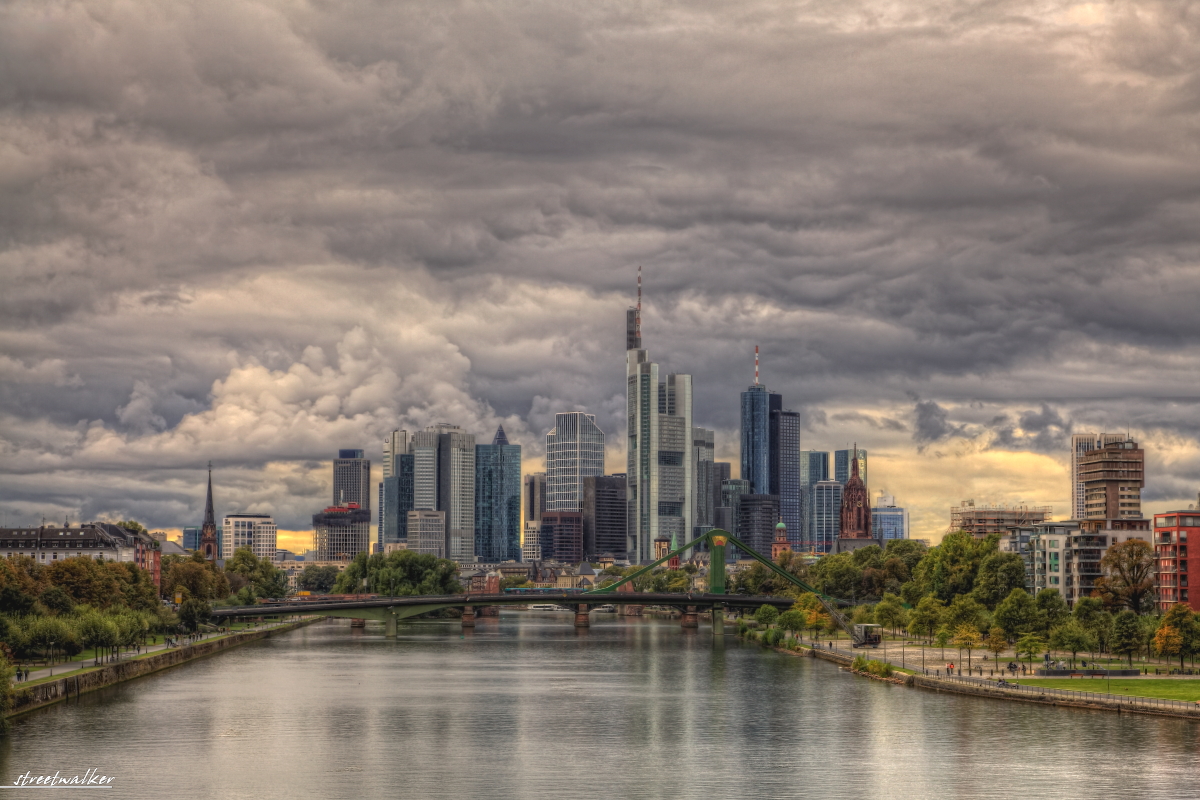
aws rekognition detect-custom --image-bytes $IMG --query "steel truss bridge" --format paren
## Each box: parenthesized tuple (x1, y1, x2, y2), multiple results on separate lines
(210, 529, 866, 644)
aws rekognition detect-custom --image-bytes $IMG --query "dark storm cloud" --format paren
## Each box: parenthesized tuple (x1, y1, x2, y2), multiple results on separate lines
(3, 0, 1200, 531)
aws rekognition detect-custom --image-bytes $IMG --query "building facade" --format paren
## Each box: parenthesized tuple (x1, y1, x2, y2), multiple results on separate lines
(222, 513, 277, 561)
(524, 472, 547, 528)
(838, 447, 871, 539)
(522, 522, 541, 561)
(801, 450, 830, 551)
(741, 384, 781, 495)
(408, 510, 447, 559)
(546, 412, 605, 512)
(475, 426, 522, 562)
(772, 409, 801, 547)
(736, 494, 780, 557)
(380, 453, 415, 551)
(333, 449, 371, 509)
(583, 474, 627, 559)
(834, 448, 868, 489)
(437, 427, 477, 562)
(1027, 519, 1151, 606)
(380, 429, 409, 530)
(871, 494, 909, 540)
(811, 480, 843, 554)
(693, 427, 716, 538)
(540, 512, 584, 564)
(1071, 433, 1127, 520)
(312, 504, 371, 562)
(1078, 437, 1144, 520)
(1155, 511, 1200, 611)
(951, 502, 1053, 538)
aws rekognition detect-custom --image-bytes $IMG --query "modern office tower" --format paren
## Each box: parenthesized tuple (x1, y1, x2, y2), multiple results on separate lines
(522, 522, 541, 561)
(540, 512, 584, 564)
(1072, 433, 1133, 519)
(1078, 437, 1145, 520)
(333, 449, 371, 511)
(801, 450, 830, 550)
(737, 494, 780, 556)
(546, 412, 605, 512)
(772, 409, 801, 546)
(222, 514, 277, 561)
(407, 510, 447, 558)
(524, 472, 547, 528)
(693, 428, 716, 538)
(182, 526, 201, 552)
(838, 448, 871, 539)
(741, 384, 782, 494)
(475, 426, 522, 562)
(950, 501, 1053, 538)
(721, 479, 751, 513)
(583, 474, 627, 559)
(411, 429, 440, 510)
(200, 463, 218, 562)
(834, 448, 868, 490)
(626, 346, 694, 564)
(313, 503, 372, 561)
(380, 430, 408, 529)
(811, 480, 844, 554)
(437, 426, 477, 562)
(380, 453, 415, 550)
(712, 461, 731, 518)
(872, 494, 909, 540)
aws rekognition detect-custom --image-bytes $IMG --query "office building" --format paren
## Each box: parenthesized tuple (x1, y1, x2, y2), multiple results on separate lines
(380, 430, 409, 529)
(583, 474, 627, 559)
(693, 427, 716, 536)
(1071, 433, 1127, 520)
(437, 426, 477, 562)
(1078, 437, 1144, 520)
(379, 453, 415, 550)
(626, 351, 694, 564)
(546, 412, 605, 512)
(811, 480, 843, 554)
(524, 472, 547, 528)
(838, 446, 871, 539)
(772, 409, 801, 546)
(408, 510, 447, 559)
(871, 494, 909, 541)
(222, 514, 277, 561)
(522, 522, 541, 561)
(1156, 511, 1200, 611)
(737, 494, 779, 556)
(540, 512, 584, 564)
(182, 526, 201, 552)
(951, 501, 1053, 539)
(313, 503, 371, 562)
(333, 449, 371, 509)
(720, 478, 751, 549)
(801, 451, 830, 551)
(834, 448, 868, 489)
(475, 426, 522, 562)
(741, 383, 781, 494)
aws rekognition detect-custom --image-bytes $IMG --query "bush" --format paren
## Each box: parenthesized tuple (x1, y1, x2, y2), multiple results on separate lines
(866, 660, 894, 678)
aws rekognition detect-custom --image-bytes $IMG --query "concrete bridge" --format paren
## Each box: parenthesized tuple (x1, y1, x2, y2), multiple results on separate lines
(210, 591, 798, 637)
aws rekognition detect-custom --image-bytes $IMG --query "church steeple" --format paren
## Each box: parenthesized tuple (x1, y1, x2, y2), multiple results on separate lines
(839, 444, 871, 539)
(200, 462, 218, 562)
(203, 462, 215, 528)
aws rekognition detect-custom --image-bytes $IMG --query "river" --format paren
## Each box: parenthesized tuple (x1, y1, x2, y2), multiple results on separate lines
(2, 612, 1198, 798)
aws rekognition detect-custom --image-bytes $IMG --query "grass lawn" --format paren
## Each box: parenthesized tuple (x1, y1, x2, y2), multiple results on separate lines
(1011, 678, 1200, 702)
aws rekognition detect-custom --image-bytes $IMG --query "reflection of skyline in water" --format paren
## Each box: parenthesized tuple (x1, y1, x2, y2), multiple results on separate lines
(2, 614, 1198, 799)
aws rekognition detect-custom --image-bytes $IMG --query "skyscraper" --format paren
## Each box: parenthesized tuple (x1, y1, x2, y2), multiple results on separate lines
(834, 448, 868, 489)
(333, 449, 371, 509)
(437, 426, 476, 562)
(475, 425, 522, 562)
(801, 450, 829, 550)
(772, 409, 801, 546)
(811, 480, 843, 553)
(741, 384, 781, 494)
(583, 474, 627, 559)
(313, 504, 371, 561)
(737, 494, 780, 556)
(546, 412, 605, 512)
(380, 430, 408, 530)
(411, 430, 439, 511)
(1071, 433, 1127, 519)
(524, 472, 547, 528)
(222, 514, 277, 561)
(380, 453, 414, 550)
(626, 308, 694, 563)
(693, 427, 716, 537)
(872, 493, 909, 540)
(1078, 437, 1144, 520)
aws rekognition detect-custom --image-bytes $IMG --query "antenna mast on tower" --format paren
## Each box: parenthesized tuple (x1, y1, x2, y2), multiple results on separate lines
(636, 265, 642, 342)
(755, 345, 760, 386)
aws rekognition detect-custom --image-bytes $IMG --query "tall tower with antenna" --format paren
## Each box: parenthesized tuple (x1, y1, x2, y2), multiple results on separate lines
(626, 265, 642, 351)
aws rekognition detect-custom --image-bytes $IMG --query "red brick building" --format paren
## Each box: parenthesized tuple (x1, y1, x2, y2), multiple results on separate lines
(1155, 511, 1200, 611)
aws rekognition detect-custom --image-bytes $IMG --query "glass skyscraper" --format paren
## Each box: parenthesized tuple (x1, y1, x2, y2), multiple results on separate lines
(380, 453, 414, 550)
(546, 412, 605, 512)
(740, 385, 781, 495)
(475, 426, 522, 562)
(801, 450, 829, 550)
(811, 479, 843, 554)
(871, 494, 908, 541)
(834, 448, 868, 489)
(772, 409, 801, 546)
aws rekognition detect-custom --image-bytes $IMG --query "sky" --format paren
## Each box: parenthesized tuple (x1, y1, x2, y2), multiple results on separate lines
(3, 0, 1200, 553)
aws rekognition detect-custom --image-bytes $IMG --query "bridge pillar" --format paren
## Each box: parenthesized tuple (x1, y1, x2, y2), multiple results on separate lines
(461, 607, 476, 628)
(385, 612, 397, 638)
(712, 605, 724, 637)
(681, 606, 698, 629)
(574, 604, 590, 628)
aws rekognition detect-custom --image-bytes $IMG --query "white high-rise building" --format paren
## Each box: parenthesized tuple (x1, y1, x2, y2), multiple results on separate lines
(333, 449, 371, 509)
(546, 412, 605, 512)
(222, 514, 277, 561)
(411, 430, 440, 511)
(1071, 433, 1126, 520)
(379, 429, 408, 530)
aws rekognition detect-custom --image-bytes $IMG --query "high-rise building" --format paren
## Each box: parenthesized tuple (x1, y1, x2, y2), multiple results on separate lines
(380, 453, 415, 550)
(711, 461, 731, 525)
(737, 494, 780, 556)
(333, 449, 371, 510)
(437, 426, 477, 562)
(693, 427, 716, 537)
(522, 521, 541, 561)
(871, 493, 909, 541)
(741, 384, 781, 494)
(772, 409, 801, 546)
(811, 480, 843, 553)
(222, 514, 277, 561)
(408, 510, 447, 558)
(626, 348, 694, 564)
(200, 463, 218, 562)
(839, 445, 871, 539)
(411, 429, 440, 511)
(182, 526, 201, 552)
(1078, 437, 1144, 520)
(540, 512, 583, 564)
(380, 430, 409, 530)
(583, 474, 627, 559)
(524, 472, 547, 528)
(475, 426, 522, 562)
(801, 451, 829, 551)
(546, 412, 605, 512)
(1071, 433, 1127, 520)
(834, 448, 868, 489)
(313, 503, 371, 561)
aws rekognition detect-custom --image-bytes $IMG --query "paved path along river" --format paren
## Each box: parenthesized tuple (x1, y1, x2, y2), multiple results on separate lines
(2, 613, 1198, 799)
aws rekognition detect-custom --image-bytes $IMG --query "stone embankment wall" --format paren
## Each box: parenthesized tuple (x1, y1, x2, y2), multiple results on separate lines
(10, 619, 315, 718)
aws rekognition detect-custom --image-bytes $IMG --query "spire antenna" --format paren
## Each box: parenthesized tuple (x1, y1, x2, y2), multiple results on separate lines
(754, 345, 759, 386)
(636, 265, 642, 342)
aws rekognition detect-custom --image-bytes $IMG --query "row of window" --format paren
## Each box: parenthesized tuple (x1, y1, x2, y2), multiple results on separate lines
(1157, 516, 1200, 528)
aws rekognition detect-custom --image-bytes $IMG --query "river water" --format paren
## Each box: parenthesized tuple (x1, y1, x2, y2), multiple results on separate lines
(2, 613, 1198, 799)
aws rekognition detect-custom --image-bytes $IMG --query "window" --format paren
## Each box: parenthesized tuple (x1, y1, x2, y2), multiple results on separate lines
(1050, 577, 1060, 585)
(1050, 540, 1059, 548)
(658, 451, 683, 466)
(1158, 517, 1178, 528)
(657, 502, 683, 517)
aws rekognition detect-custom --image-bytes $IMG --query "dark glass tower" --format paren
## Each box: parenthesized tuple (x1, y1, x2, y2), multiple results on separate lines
(380, 453, 414, 550)
(740, 385, 781, 495)
(771, 409, 801, 546)
(474, 426, 522, 562)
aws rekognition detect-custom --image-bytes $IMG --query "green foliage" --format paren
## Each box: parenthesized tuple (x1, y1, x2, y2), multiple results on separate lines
(1112, 609, 1142, 667)
(777, 609, 805, 634)
(334, 550, 462, 596)
(1035, 589, 1069, 633)
(933, 628, 952, 648)
(754, 605, 780, 627)
(1014, 633, 1047, 664)
(971, 552, 1027, 608)
(1094, 539, 1156, 614)
(178, 597, 212, 632)
(650, 569, 692, 593)
(116, 520, 147, 535)
(993, 588, 1039, 638)
(1159, 604, 1199, 668)
(162, 558, 229, 602)
(38, 586, 75, 616)
(224, 548, 288, 601)
(851, 655, 893, 677)
(298, 565, 340, 593)
(874, 593, 907, 634)
(944, 595, 987, 634)
(764, 628, 783, 646)
(912, 531, 999, 603)
(1049, 618, 1095, 667)
(808, 552, 862, 602)
(907, 596, 944, 641)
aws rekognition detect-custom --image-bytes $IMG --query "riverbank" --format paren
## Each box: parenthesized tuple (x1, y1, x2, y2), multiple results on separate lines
(8, 617, 317, 718)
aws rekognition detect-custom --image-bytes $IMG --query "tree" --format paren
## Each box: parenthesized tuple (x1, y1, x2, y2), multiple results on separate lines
(1160, 604, 1197, 669)
(116, 520, 147, 535)
(1112, 609, 1142, 668)
(1072, 596, 1104, 628)
(806, 609, 830, 641)
(807, 553, 862, 602)
(1154, 625, 1184, 666)
(1035, 589, 1069, 634)
(911, 531, 999, 602)
(874, 593, 906, 635)
(972, 552, 1027, 608)
(985, 627, 1008, 664)
(37, 585, 75, 616)
(993, 588, 1038, 638)
(754, 605, 780, 627)
(1015, 633, 1046, 667)
(778, 609, 805, 638)
(943, 595, 986, 634)
(951, 624, 983, 672)
(1049, 619, 1095, 669)
(1094, 539, 1156, 614)
(907, 596, 944, 643)
(178, 598, 212, 632)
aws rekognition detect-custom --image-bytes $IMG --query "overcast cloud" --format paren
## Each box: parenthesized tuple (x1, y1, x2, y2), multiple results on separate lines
(3, 0, 1200, 545)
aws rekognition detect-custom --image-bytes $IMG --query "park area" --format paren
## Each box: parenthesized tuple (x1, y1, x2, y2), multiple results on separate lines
(1010, 678, 1200, 702)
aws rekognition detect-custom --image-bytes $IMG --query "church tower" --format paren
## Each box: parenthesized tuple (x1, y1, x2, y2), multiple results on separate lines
(200, 462, 218, 562)
(839, 444, 871, 538)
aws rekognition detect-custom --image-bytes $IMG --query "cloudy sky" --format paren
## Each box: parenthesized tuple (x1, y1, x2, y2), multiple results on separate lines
(3, 0, 1200, 551)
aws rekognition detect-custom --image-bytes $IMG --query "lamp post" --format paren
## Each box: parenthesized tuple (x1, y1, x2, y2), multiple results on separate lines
(49, 640, 55, 677)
